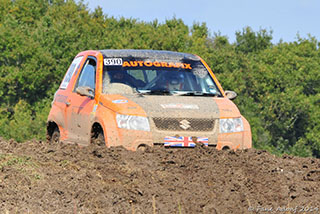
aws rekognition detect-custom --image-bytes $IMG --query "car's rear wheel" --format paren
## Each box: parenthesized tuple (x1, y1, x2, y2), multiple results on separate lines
(51, 128, 60, 144)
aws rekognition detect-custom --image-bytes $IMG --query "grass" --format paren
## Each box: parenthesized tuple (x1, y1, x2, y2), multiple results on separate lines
(0, 153, 42, 181)
(0, 154, 31, 169)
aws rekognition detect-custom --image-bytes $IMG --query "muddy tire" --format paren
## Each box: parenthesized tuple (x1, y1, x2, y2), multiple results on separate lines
(137, 145, 147, 152)
(92, 132, 105, 146)
(51, 128, 60, 144)
(137, 144, 153, 153)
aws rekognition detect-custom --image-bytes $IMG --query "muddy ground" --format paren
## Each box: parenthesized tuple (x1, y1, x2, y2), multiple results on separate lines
(0, 139, 319, 214)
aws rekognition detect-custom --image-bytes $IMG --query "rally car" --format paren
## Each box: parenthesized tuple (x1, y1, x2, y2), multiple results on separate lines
(47, 49, 252, 151)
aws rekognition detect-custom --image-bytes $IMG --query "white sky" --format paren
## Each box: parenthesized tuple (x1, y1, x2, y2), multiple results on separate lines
(80, 0, 320, 43)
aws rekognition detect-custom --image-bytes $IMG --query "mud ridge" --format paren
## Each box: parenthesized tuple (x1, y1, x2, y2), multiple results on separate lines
(0, 139, 319, 213)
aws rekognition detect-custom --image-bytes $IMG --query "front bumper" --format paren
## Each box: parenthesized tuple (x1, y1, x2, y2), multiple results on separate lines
(107, 116, 250, 151)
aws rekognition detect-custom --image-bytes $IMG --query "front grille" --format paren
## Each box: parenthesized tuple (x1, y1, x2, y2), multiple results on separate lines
(153, 117, 215, 131)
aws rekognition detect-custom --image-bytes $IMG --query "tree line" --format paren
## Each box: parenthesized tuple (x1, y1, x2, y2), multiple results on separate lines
(0, 0, 319, 157)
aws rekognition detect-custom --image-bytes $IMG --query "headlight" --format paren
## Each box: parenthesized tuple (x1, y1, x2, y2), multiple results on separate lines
(116, 114, 150, 131)
(219, 118, 244, 133)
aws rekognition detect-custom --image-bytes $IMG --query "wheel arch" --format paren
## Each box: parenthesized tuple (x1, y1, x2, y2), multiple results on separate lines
(91, 122, 107, 145)
(47, 121, 59, 141)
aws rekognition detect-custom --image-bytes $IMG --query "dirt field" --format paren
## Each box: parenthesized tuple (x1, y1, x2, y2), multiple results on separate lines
(0, 138, 319, 214)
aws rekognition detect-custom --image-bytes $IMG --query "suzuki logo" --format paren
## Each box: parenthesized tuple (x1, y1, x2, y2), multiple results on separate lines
(179, 119, 191, 130)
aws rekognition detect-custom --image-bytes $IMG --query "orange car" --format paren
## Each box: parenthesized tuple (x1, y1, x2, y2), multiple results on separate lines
(47, 49, 251, 151)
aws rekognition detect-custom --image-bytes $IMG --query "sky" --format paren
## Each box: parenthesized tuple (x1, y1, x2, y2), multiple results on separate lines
(80, 0, 320, 44)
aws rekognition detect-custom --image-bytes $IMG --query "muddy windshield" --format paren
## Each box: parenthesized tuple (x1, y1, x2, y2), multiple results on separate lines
(102, 58, 222, 96)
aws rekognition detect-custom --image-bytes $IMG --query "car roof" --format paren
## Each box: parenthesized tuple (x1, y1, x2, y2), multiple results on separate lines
(99, 49, 200, 61)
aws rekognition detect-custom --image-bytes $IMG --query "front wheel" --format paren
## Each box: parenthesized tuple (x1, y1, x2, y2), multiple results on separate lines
(92, 132, 105, 146)
(51, 128, 60, 144)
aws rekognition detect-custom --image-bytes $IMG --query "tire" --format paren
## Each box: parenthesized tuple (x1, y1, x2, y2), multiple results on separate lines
(51, 128, 60, 144)
(137, 144, 152, 152)
(92, 132, 105, 146)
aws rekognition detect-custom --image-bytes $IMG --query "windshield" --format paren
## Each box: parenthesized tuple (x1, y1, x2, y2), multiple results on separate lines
(102, 57, 222, 96)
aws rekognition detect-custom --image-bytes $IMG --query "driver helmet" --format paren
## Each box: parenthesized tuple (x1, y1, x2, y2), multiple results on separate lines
(165, 72, 184, 90)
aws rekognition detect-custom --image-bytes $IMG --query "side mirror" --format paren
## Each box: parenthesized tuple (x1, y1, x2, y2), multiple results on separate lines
(76, 86, 94, 98)
(225, 90, 237, 100)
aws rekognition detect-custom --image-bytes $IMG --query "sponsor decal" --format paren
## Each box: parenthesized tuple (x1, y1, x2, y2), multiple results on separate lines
(104, 58, 123, 66)
(90, 104, 98, 116)
(54, 94, 68, 104)
(122, 61, 192, 69)
(160, 103, 199, 109)
(92, 104, 98, 113)
(112, 99, 128, 104)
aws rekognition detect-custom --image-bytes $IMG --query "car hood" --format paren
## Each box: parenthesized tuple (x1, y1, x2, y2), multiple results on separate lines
(103, 93, 234, 118)
(127, 94, 220, 118)
(100, 94, 241, 119)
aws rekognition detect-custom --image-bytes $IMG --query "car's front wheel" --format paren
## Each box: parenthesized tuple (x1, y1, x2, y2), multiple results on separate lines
(51, 128, 60, 144)
(92, 131, 105, 146)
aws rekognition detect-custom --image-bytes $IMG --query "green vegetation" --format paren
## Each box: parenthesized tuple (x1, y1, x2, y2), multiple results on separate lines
(0, 0, 319, 157)
(0, 153, 42, 180)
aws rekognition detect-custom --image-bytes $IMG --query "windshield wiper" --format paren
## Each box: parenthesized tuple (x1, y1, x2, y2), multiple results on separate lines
(173, 91, 222, 97)
(135, 90, 221, 96)
(137, 89, 172, 95)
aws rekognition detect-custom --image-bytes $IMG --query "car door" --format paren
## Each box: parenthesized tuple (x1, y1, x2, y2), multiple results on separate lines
(66, 56, 97, 145)
(50, 56, 84, 140)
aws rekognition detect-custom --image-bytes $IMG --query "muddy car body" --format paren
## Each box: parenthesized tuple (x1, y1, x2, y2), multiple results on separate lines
(47, 49, 252, 151)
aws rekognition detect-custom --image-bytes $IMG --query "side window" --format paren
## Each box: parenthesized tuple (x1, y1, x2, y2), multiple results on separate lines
(75, 57, 97, 95)
(60, 56, 83, 89)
